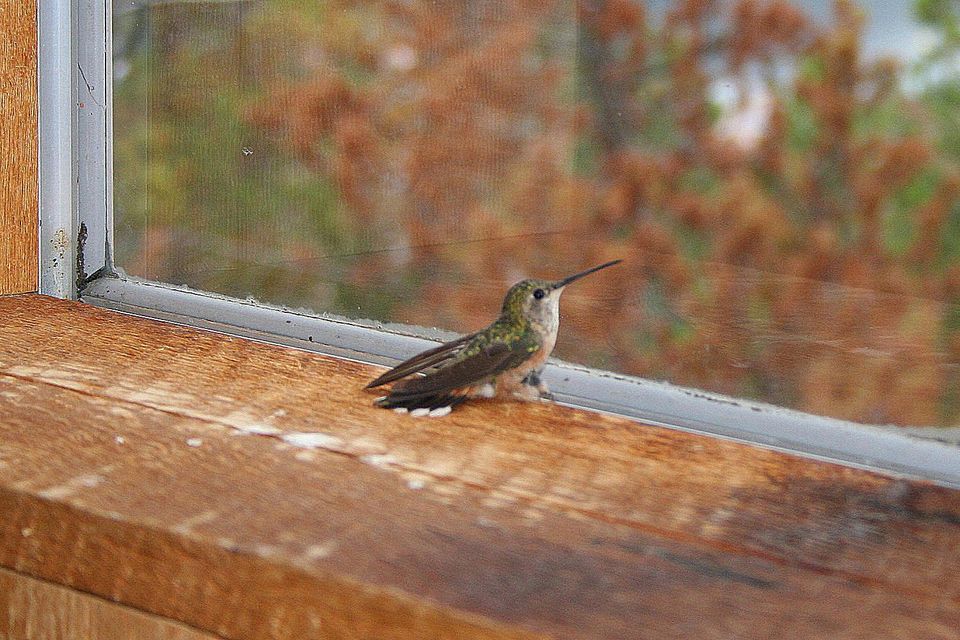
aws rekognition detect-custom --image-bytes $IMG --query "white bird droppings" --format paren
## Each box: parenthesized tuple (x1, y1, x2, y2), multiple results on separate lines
(186, 438, 203, 447)
(428, 406, 452, 418)
(236, 423, 282, 436)
(21, 527, 33, 537)
(115, 435, 125, 445)
(410, 408, 430, 417)
(304, 540, 338, 560)
(216, 537, 238, 550)
(393, 407, 408, 414)
(281, 432, 344, 449)
(254, 543, 281, 558)
(406, 477, 426, 490)
(173, 509, 220, 534)
(360, 454, 397, 469)
(38, 473, 105, 499)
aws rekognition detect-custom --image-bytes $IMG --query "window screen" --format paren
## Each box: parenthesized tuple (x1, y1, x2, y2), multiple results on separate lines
(113, 0, 960, 428)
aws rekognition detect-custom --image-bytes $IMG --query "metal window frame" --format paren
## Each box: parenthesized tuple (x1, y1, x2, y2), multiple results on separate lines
(39, 0, 960, 488)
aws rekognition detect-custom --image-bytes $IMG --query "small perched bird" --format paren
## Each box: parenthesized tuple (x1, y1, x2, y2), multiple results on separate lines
(366, 259, 622, 416)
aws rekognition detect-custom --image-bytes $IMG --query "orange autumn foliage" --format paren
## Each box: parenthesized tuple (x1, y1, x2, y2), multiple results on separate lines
(121, 0, 960, 426)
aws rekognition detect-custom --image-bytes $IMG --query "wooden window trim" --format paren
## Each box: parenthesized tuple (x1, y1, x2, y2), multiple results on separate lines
(0, 0, 39, 295)
(2, 293, 960, 638)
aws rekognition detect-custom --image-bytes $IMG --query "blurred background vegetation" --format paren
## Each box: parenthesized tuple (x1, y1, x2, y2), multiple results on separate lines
(114, 0, 960, 426)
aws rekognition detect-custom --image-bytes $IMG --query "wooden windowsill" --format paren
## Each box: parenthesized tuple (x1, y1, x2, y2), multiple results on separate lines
(1, 293, 958, 638)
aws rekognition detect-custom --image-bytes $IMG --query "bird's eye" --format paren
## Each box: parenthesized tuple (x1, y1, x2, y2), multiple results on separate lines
(533, 288, 546, 300)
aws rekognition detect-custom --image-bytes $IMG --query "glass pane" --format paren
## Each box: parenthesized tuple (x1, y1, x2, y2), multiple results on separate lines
(113, 0, 960, 428)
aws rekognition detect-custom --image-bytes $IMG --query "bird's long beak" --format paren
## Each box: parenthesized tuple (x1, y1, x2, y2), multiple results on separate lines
(553, 259, 622, 289)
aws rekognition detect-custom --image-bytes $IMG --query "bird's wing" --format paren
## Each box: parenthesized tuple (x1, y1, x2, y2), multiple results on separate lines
(374, 339, 532, 410)
(365, 331, 480, 389)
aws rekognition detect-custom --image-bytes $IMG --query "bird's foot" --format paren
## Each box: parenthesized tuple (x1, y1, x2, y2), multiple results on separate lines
(510, 383, 542, 402)
(520, 369, 553, 402)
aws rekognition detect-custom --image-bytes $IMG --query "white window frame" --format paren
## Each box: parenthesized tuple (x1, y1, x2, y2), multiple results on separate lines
(37, 0, 960, 487)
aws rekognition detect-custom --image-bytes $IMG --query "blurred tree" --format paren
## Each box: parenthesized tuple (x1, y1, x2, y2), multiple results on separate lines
(114, 0, 960, 426)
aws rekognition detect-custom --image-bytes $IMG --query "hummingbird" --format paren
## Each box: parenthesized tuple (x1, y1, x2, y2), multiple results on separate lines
(366, 259, 622, 416)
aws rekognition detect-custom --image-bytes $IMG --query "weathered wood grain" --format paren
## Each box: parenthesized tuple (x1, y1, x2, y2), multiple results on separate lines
(0, 567, 218, 640)
(1, 294, 959, 639)
(0, 0, 39, 294)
